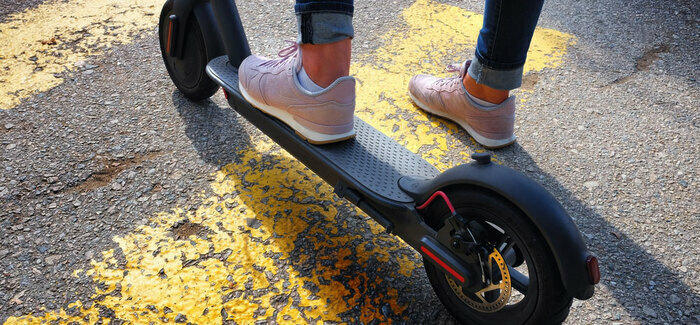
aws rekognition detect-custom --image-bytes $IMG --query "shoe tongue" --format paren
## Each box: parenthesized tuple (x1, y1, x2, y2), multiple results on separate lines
(460, 60, 472, 79)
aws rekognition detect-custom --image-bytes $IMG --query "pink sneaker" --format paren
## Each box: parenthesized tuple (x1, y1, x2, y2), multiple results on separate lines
(408, 61, 516, 149)
(238, 42, 356, 144)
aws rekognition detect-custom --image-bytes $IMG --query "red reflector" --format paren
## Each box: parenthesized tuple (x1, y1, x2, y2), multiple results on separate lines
(421, 246, 465, 283)
(586, 255, 600, 284)
(222, 89, 230, 100)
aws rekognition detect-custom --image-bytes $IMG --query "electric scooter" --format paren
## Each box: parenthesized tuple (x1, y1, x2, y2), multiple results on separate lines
(157, 0, 599, 323)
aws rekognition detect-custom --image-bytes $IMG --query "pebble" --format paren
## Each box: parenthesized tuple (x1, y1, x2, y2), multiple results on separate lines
(669, 294, 681, 304)
(584, 181, 600, 189)
(5, 123, 14, 130)
(245, 218, 262, 229)
(643, 305, 657, 318)
(381, 304, 392, 318)
(174, 314, 187, 323)
(44, 255, 62, 265)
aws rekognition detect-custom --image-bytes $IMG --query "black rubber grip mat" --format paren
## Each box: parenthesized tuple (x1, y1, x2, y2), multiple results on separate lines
(207, 56, 438, 202)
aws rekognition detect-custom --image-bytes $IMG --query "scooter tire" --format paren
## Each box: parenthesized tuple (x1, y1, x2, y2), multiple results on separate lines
(421, 186, 574, 325)
(158, 0, 219, 101)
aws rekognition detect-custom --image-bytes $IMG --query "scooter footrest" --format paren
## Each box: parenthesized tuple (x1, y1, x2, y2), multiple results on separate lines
(206, 56, 439, 203)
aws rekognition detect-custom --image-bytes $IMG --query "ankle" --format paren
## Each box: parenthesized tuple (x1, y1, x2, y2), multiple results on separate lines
(463, 74, 509, 104)
(300, 38, 351, 88)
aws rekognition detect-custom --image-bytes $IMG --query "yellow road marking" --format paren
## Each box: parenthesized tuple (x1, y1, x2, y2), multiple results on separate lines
(5, 0, 574, 323)
(352, 0, 575, 169)
(0, 0, 161, 110)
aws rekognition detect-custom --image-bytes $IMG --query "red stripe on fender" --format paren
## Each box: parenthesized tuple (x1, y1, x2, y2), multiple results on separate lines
(421, 246, 465, 283)
(166, 20, 173, 54)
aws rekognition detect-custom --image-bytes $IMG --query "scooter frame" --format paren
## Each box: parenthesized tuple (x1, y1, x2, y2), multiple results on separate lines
(163, 0, 596, 301)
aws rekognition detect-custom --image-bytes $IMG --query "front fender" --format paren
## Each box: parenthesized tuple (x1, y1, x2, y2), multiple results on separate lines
(399, 155, 595, 300)
(170, 0, 225, 60)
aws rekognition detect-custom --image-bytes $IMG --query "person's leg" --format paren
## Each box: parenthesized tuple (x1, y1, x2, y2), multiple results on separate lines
(296, 0, 354, 87)
(465, 0, 545, 103)
(237, 1, 357, 144)
(300, 40, 351, 88)
(409, 0, 545, 148)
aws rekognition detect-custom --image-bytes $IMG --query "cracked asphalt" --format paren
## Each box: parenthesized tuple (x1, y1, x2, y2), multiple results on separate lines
(1, 0, 699, 324)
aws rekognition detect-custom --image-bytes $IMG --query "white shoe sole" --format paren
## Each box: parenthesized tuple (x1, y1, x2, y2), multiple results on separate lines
(409, 92, 516, 149)
(239, 82, 356, 145)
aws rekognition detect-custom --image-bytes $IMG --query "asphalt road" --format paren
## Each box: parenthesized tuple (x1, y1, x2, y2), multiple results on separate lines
(1, 0, 698, 324)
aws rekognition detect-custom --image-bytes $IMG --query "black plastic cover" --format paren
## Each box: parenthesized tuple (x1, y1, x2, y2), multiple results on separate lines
(399, 161, 595, 300)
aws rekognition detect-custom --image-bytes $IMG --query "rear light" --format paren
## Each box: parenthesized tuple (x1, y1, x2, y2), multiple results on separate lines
(222, 89, 230, 100)
(586, 255, 600, 284)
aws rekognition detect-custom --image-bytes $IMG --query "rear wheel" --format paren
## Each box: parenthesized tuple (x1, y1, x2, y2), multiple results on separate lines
(158, 0, 219, 101)
(421, 187, 573, 325)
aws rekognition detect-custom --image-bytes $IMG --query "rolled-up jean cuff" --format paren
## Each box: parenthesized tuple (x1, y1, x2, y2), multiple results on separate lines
(467, 56, 524, 90)
(295, 1, 354, 15)
(296, 13, 354, 44)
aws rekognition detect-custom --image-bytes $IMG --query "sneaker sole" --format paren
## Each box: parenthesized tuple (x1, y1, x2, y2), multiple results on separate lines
(409, 92, 516, 149)
(239, 82, 356, 145)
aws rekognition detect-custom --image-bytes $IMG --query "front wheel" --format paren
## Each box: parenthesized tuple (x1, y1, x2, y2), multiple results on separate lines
(158, 0, 219, 101)
(421, 187, 573, 325)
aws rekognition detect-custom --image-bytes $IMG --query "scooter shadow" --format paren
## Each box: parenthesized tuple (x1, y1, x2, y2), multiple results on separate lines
(171, 91, 252, 168)
(171, 91, 458, 323)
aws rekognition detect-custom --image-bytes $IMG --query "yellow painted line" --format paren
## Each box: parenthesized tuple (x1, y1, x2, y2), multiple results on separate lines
(5, 0, 574, 324)
(352, 0, 575, 169)
(0, 0, 161, 110)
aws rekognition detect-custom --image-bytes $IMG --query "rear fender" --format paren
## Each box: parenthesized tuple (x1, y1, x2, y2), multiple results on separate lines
(398, 155, 596, 300)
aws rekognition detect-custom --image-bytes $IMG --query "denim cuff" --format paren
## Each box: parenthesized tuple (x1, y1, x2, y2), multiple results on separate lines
(294, 1, 354, 15)
(296, 13, 354, 45)
(467, 55, 524, 90)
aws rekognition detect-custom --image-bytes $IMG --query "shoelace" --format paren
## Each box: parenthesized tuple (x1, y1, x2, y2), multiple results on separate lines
(435, 64, 463, 87)
(259, 41, 299, 68)
(446, 64, 461, 73)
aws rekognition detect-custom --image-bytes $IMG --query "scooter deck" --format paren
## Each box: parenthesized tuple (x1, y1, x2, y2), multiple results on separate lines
(206, 56, 438, 204)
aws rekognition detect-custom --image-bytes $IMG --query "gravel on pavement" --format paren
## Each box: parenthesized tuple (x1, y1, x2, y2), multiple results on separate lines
(0, 0, 698, 324)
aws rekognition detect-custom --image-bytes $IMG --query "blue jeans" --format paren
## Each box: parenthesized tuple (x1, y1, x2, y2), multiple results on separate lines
(296, 0, 544, 90)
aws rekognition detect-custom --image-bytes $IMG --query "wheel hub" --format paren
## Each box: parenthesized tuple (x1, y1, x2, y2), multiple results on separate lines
(437, 214, 513, 312)
(446, 248, 511, 312)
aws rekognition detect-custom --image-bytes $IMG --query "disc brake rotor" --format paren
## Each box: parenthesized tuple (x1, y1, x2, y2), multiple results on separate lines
(447, 248, 512, 313)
